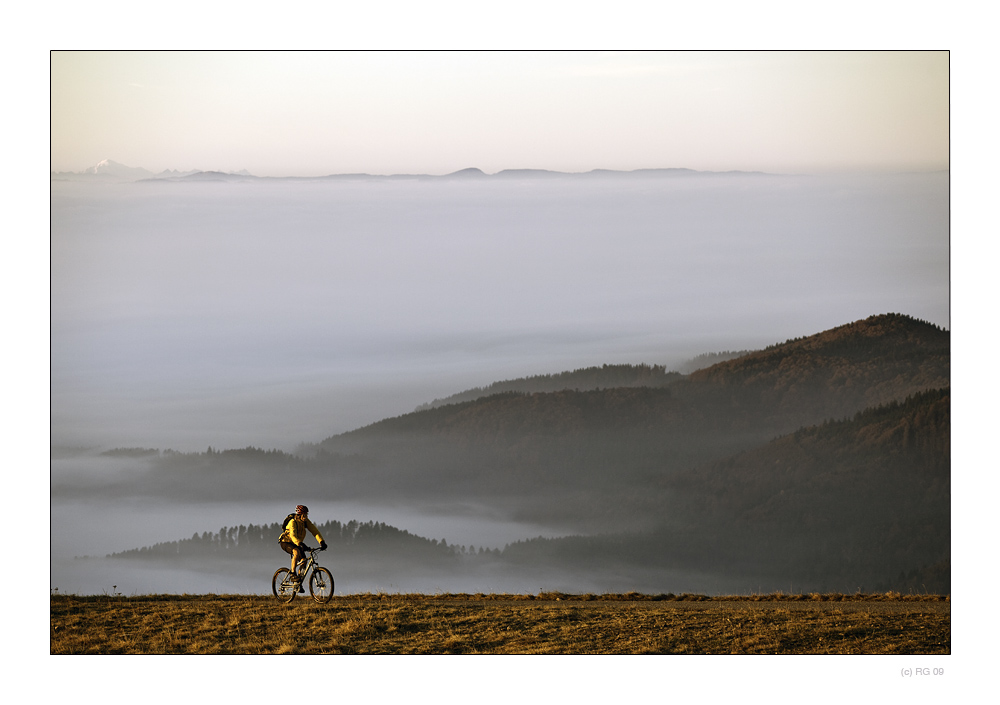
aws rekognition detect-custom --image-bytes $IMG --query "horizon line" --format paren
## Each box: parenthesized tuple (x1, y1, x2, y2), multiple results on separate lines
(51, 160, 951, 181)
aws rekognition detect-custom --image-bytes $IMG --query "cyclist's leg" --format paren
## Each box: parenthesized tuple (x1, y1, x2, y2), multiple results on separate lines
(292, 546, 307, 592)
(280, 541, 299, 576)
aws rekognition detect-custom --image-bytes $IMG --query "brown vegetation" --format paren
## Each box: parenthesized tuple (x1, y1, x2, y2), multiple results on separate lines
(51, 593, 949, 655)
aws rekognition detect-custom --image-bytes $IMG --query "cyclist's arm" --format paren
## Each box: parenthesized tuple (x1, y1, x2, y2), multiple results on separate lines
(305, 518, 325, 545)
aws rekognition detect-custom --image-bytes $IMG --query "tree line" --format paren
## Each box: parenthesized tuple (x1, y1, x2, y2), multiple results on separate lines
(107, 519, 500, 562)
(412, 363, 680, 412)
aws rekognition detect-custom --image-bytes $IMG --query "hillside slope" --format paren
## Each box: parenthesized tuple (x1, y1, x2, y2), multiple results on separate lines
(677, 313, 949, 429)
(308, 314, 948, 528)
(500, 387, 950, 592)
(414, 364, 680, 411)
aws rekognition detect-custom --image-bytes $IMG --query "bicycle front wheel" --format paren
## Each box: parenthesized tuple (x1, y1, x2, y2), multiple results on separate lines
(309, 567, 335, 603)
(272, 567, 297, 603)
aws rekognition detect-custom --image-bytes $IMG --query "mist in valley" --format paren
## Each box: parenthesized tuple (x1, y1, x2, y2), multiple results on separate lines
(50, 169, 950, 596)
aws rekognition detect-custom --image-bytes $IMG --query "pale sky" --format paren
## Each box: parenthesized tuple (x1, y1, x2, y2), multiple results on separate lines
(50, 51, 948, 177)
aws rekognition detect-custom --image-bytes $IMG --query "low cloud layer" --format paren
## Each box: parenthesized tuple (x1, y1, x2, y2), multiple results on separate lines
(51, 171, 949, 452)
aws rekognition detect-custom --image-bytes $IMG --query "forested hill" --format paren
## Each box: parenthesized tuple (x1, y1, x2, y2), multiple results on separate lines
(107, 518, 476, 563)
(296, 313, 950, 530)
(496, 387, 950, 592)
(680, 385, 951, 591)
(411, 313, 947, 423)
(664, 387, 949, 556)
(411, 353, 757, 412)
(106, 388, 950, 592)
(680, 313, 949, 419)
(320, 314, 947, 448)
(414, 364, 680, 411)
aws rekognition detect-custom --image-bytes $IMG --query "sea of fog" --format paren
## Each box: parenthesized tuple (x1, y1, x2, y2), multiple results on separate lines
(50, 170, 949, 594)
(50, 466, 743, 596)
(54, 455, 733, 596)
(50, 453, 579, 594)
(50, 490, 573, 595)
(51, 454, 565, 558)
(51, 171, 949, 453)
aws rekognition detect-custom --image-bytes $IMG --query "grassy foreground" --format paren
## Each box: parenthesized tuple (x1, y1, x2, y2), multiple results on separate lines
(50, 592, 950, 655)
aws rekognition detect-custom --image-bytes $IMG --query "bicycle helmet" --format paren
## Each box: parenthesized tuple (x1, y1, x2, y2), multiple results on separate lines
(295, 505, 309, 515)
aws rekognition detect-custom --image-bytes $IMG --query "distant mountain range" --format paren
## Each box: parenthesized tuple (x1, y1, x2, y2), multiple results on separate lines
(51, 159, 253, 182)
(51, 160, 771, 183)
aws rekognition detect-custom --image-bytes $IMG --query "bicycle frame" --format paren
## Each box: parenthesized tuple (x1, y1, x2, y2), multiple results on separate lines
(293, 549, 319, 579)
(273, 547, 334, 603)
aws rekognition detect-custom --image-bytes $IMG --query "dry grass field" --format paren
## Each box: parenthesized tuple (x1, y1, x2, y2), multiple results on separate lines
(50, 592, 949, 655)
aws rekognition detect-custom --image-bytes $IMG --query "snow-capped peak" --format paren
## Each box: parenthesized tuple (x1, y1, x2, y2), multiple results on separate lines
(81, 159, 153, 178)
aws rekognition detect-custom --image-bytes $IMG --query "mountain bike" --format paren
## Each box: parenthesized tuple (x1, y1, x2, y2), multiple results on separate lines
(272, 547, 335, 603)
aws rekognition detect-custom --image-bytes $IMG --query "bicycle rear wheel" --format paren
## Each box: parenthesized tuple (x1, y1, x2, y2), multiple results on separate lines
(309, 567, 335, 603)
(272, 567, 297, 603)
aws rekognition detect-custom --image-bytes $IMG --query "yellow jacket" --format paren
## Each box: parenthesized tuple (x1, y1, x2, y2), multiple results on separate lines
(279, 515, 325, 547)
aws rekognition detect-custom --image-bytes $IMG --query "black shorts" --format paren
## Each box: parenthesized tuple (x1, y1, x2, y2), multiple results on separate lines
(279, 541, 304, 556)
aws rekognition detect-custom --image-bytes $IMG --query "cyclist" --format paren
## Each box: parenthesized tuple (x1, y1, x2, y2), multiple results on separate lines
(279, 505, 328, 592)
